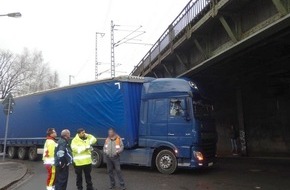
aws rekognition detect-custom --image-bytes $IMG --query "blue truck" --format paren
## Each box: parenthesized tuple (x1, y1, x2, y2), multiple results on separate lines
(0, 76, 217, 174)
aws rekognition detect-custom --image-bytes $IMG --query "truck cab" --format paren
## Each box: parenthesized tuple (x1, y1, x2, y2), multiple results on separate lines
(139, 78, 217, 174)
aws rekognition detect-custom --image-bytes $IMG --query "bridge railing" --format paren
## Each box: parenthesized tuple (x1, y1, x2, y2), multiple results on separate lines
(130, 0, 214, 76)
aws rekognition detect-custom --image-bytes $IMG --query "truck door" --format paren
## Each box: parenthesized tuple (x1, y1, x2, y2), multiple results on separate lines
(147, 99, 168, 141)
(167, 97, 193, 157)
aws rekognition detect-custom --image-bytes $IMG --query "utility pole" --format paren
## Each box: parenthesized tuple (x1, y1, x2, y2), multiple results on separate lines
(2, 93, 15, 160)
(69, 75, 74, 85)
(95, 32, 105, 80)
(110, 20, 148, 78)
(111, 20, 115, 78)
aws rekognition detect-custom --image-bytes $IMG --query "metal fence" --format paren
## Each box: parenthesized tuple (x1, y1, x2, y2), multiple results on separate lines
(130, 0, 214, 75)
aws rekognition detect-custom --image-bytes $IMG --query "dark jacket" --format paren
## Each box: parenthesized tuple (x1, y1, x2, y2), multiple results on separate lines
(55, 137, 73, 168)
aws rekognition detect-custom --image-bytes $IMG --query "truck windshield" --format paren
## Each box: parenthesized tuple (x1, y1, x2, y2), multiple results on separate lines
(193, 99, 213, 120)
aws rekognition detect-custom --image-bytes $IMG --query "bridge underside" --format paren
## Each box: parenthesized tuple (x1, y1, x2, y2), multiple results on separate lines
(135, 0, 290, 156)
(193, 25, 290, 156)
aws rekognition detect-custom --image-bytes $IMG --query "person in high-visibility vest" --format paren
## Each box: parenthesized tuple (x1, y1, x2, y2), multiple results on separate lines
(71, 128, 97, 190)
(43, 128, 57, 190)
(103, 128, 125, 190)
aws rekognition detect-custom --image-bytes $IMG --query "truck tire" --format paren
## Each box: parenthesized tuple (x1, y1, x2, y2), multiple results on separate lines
(155, 149, 177, 174)
(0, 145, 3, 153)
(28, 147, 38, 161)
(92, 149, 103, 168)
(8, 146, 17, 159)
(18, 147, 28, 160)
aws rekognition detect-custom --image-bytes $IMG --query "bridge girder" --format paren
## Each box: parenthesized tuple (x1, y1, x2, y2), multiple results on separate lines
(132, 0, 290, 79)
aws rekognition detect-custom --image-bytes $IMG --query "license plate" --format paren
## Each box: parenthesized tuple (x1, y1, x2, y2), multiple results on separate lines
(208, 162, 213, 167)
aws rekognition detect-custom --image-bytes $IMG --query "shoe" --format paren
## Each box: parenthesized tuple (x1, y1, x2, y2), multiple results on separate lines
(121, 186, 126, 190)
(109, 186, 115, 189)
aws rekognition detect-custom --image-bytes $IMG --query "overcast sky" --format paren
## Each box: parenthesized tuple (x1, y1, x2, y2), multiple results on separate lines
(0, 0, 188, 85)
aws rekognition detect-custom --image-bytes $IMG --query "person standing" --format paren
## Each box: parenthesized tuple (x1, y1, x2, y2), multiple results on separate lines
(103, 128, 126, 190)
(55, 129, 73, 190)
(230, 125, 239, 155)
(43, 128, 57, 190)
(71, 128, 97, 190)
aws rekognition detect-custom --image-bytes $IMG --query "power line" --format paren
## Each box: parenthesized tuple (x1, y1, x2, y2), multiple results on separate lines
(97, 63, 122, 77)
(75, 57, 90, 77)
(115, 30, 146, 47)
(114, 25, 143, 46)
(110, 20, 148, 78)
(121, 42, 153, 46)
(102, 0, 113, 31)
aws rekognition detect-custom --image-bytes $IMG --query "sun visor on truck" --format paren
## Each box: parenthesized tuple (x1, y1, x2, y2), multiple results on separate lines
(143, 78, 198, 93)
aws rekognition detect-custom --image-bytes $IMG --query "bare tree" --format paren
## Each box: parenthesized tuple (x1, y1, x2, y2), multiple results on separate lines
(0, 49, 31, 98)
(48, 71, 60, 89)
(0, 48, 60, 99)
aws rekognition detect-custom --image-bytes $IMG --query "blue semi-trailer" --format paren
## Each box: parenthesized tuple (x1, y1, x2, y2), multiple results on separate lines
(0, 76, 217, 174)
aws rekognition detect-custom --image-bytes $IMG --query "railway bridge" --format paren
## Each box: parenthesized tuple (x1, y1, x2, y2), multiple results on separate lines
(131, 0, 290, 156)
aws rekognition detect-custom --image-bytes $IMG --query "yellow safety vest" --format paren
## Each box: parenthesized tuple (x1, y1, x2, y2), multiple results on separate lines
(43, 137, 57, 165)
(71, 134, 97, 166)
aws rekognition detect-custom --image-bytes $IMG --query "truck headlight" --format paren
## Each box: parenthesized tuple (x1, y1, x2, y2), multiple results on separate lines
(194, 151, 204, 161)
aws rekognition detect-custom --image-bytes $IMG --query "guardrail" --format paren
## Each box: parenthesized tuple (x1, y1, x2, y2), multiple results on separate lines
(130, 0, 214, 76)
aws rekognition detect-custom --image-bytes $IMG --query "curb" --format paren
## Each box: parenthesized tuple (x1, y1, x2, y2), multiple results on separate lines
(0, 162, 28, 190)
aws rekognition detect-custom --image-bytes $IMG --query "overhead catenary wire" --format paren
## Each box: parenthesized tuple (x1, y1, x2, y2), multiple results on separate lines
(75, 57, 90, 78)
(114, 25, 143, 46)
(110, 21, 150, 78)
(101, 0, 113, 32)
(115, 31, 146, 47)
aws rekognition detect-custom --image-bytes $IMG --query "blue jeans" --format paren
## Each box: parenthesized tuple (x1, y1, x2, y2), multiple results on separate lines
(231, 138, 238, 153)
(105, 155, 125, 187)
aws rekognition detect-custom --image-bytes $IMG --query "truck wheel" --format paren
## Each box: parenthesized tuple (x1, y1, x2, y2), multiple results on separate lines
(92, 149, 103, 168)
(155, 149, 177, 174)
(18, 147, 28, 160)
(8, 146, 17, 159)
(28, 147, 38, 161)
(0, 145, 3, 153)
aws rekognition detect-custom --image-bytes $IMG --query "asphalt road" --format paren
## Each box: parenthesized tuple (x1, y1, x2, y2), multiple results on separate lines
(8, 157, 290, 190)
